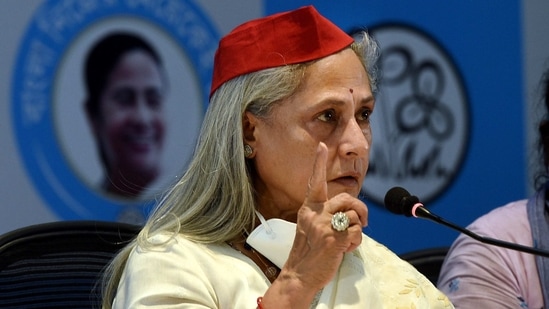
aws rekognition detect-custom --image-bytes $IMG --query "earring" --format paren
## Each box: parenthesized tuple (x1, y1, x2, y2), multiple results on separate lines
(244, 144, 253, 158)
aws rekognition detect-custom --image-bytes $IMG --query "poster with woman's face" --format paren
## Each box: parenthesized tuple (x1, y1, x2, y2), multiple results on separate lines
(57, 20, 202, 201)
(12, 0, 220, 223)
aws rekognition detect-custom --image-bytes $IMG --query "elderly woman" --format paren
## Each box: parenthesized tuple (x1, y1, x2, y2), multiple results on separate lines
(101, 6, 453, 308)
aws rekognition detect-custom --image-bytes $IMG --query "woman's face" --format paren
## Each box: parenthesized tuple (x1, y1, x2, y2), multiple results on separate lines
(95, 49, 166, 184)
(247, 48, 374, 221)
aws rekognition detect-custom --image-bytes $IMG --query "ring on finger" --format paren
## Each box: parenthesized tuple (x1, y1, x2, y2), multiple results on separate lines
(331, 211, 350, 232)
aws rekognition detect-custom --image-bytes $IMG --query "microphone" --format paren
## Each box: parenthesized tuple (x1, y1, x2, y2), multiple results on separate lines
(384, 186, 549, 258)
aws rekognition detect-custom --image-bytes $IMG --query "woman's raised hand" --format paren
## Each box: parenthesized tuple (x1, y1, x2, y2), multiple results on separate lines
(263, 142, 368, 308)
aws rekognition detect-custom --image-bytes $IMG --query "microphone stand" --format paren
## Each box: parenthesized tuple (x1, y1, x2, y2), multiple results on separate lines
(415, 207, 549, 258)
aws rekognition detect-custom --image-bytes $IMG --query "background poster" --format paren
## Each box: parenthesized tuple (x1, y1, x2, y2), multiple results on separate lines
(2, 0, 548, 254)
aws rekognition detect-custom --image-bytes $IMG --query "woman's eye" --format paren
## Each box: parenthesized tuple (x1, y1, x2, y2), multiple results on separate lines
(318, 110, 335, 122)
(358, 109, 371, 121)
(113, 88, 135, 106)
(146, 90, 163, 110)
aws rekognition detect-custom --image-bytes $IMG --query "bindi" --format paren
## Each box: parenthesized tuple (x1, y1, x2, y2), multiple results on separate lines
(349, 88, 353, 93)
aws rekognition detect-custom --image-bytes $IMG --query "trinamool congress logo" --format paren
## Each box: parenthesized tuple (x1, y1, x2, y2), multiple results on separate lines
(12, 0, 219, 223)
(362, 23, 470, 207)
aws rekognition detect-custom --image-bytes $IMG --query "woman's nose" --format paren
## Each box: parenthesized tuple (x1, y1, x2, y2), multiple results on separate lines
(132, 96, 154, 123)
(339, 119, 369, 157)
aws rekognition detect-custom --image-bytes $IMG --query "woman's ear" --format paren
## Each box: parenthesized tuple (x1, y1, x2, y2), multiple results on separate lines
(242, 111, 258, 147)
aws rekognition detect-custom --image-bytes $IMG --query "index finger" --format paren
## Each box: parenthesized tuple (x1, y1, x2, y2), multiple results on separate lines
(305, 142, 328, 204)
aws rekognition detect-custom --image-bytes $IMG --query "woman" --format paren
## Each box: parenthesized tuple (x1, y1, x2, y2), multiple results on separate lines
(84, 32, 167, 200)
(101, 6, 453, 308)
(437, 66, 549, 308)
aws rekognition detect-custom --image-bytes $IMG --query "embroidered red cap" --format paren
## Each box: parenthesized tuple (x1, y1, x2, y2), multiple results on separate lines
(209, 5, 354, 97)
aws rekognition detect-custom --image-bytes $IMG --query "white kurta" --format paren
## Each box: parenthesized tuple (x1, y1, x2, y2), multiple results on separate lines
(112, 233, 453, 308)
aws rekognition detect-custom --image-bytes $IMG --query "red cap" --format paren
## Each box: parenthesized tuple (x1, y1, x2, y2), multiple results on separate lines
(210, 5, 354, 97)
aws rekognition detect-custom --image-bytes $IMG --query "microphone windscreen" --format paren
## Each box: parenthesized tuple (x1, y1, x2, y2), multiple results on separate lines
(384, 186, 411, 215)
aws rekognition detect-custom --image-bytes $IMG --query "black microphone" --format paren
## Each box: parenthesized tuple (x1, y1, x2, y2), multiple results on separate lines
(384, 186, 549, 258)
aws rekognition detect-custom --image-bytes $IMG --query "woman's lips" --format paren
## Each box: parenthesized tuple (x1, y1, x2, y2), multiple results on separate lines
(332, 175, 359, 187)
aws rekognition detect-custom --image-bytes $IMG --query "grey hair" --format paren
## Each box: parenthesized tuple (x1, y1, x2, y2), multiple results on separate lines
(100, 30, 378, 308)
